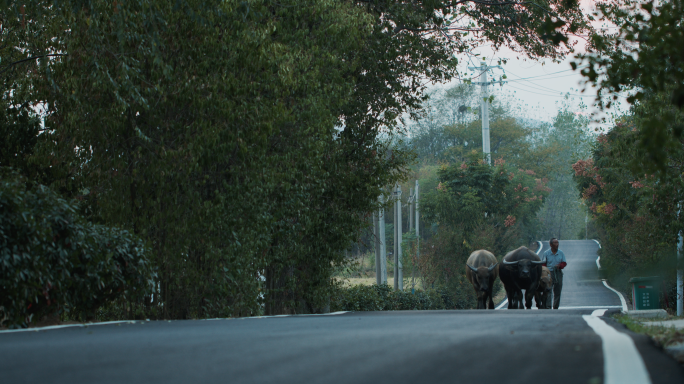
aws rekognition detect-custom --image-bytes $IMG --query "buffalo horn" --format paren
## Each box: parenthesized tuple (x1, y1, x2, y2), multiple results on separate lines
(488, 262, 499, 271)
(502, 259, 519, 265)
(466, 264, 477, 272)
(531, 258, 545, 265)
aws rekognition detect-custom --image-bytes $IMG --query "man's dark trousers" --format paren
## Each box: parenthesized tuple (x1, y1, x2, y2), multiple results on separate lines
(546, 269, 563, 309)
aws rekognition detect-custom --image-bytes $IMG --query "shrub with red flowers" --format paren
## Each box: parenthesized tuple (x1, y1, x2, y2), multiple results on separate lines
(417, 153, 551, 308)
(573, 121, 684, 310)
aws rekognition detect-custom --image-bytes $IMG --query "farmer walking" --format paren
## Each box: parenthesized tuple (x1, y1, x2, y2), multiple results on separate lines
(542, 238, 567, 309)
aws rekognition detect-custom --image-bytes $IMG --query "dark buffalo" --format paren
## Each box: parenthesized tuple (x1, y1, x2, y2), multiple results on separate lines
(499, 246, 544, 309)
(534, 266, 553, 309)
(465, 250, 499, 309)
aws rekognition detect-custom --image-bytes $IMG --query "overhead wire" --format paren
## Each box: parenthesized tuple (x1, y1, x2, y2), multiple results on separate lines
(500, 67, 631, 99)
(504, 68, 586, 95)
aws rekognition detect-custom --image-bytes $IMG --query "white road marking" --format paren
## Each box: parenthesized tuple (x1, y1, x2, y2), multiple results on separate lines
(583, 312, 652, 384)
(495, 299, 508, 310)
(593, 239, 602, 248)
(0, 320, 137, 334)
(596, 256, 601, 269)
(602, 280, 629, 312)
(592, 309, 608, 316)
(245, 311, 350, 319)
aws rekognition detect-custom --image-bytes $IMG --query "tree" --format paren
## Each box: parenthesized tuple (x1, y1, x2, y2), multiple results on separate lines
(574, 0, 684, 172)
(2, 0, 594, 317)
(417, 154, 550, 306)
(573, 116, 684, 306)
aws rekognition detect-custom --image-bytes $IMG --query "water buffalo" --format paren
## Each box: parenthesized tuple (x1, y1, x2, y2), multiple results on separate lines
(534, 266, 553, 309)
(465, 250, 499, 309)
(499, 246, 544, 309)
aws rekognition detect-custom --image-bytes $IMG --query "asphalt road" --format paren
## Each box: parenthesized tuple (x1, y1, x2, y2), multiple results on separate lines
(528, 239, 624, 309)
(2, 241, 682, 384)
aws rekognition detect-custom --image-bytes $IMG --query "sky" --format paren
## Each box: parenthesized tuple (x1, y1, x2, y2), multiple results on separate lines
(430, 0, 629, 131)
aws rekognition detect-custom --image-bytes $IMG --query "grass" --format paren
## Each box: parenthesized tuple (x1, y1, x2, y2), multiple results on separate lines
(614, 314, 684, 352)
(335, 276, 428, 291)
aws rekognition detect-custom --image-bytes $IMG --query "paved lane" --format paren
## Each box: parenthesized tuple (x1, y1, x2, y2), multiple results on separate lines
(538, 240, 624, 309)
(2, 310, 682, 384)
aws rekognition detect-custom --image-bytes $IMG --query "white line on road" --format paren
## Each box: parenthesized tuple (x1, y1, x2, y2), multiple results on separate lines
(602, 280, 628, 312)
(495, 299, 508, 310)
(0, 320, 137, 334)
(594, 239, 602, 248)
(244, 311, 350, 319)
(592, 309, 608, 316)
(583, 312, 652, 384)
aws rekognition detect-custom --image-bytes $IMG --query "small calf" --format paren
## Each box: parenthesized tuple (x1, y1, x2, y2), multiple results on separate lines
(534, 266, 553, 309)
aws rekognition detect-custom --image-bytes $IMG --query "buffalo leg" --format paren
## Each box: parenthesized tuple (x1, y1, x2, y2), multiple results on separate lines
(506, 288, 516, 309)
(475, 289, 487, 309)
(524, 289, 535, 309)
(487, 289, 495, 309)
(477, 295, 486, 309)
(540, 291, 549, 309)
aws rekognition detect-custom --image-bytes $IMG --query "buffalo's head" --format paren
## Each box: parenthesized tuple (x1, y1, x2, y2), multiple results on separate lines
(502, 258, 544, 279)
(467, 263, 498, 292)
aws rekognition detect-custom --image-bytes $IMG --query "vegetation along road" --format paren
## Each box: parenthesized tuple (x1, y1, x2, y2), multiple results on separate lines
(2, 241, 682, 384)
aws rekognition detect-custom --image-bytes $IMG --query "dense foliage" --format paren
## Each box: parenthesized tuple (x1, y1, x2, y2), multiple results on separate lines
(2, 0, 593, 320)
(575, 0, 684, 172)
(331, 284, 456, 312)
(0, 169, 154, 328)
(572, 109, 684, 310)
(571, 0, 684, 310)
(414, 154, 549, 299)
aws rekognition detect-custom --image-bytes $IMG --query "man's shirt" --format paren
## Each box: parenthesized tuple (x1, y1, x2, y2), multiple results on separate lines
(542, 248, 566, 271)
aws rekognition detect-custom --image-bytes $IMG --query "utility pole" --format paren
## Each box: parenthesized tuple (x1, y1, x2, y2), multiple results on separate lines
(374, 195, 387, 285)
(393, 183, 403, 291)
(585, 214, 588, 240)
(409, 187, 414, 231)
(678, 229, 683, 316)
(373, 201, 381, 285)
(468, 60, 504, 165)
(415, 180, 419, 262)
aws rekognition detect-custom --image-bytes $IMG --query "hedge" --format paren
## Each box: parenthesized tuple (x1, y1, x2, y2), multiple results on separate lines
(0, 168, 155, 328)
(330, 283, 456, 312)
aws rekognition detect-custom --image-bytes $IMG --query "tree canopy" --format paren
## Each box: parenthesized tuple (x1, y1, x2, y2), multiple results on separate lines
(2, 0, 595, 319)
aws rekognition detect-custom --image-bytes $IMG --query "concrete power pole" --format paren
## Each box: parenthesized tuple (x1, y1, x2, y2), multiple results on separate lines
(468, 61, 504, 165)
(394, 184, 403, 291)
(415, 180, 419, 262)
(409, 187, 414, 231)
(678, 230, 683, 317)
(375, 195, 387, 285)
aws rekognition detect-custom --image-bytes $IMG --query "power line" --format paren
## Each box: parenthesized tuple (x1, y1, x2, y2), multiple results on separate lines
(505, 84, 596, 98)
(506, 72, 582, 83)
(502, 66, 589, 82)
(505, 68, 585, 95)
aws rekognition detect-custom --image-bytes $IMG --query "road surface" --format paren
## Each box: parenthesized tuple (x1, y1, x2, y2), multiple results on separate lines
(2, 241, 682, 384)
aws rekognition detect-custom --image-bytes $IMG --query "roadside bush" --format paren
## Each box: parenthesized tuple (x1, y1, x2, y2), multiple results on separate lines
(330, 283, 457, 311)
(0, 168, 155, 328)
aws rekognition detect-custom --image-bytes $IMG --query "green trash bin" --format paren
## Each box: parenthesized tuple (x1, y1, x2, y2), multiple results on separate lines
(629, 276, 661, 310)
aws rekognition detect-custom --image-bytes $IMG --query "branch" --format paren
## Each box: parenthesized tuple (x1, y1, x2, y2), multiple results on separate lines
(0, 54, 66, 75)
(453, 0, 552, 13)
